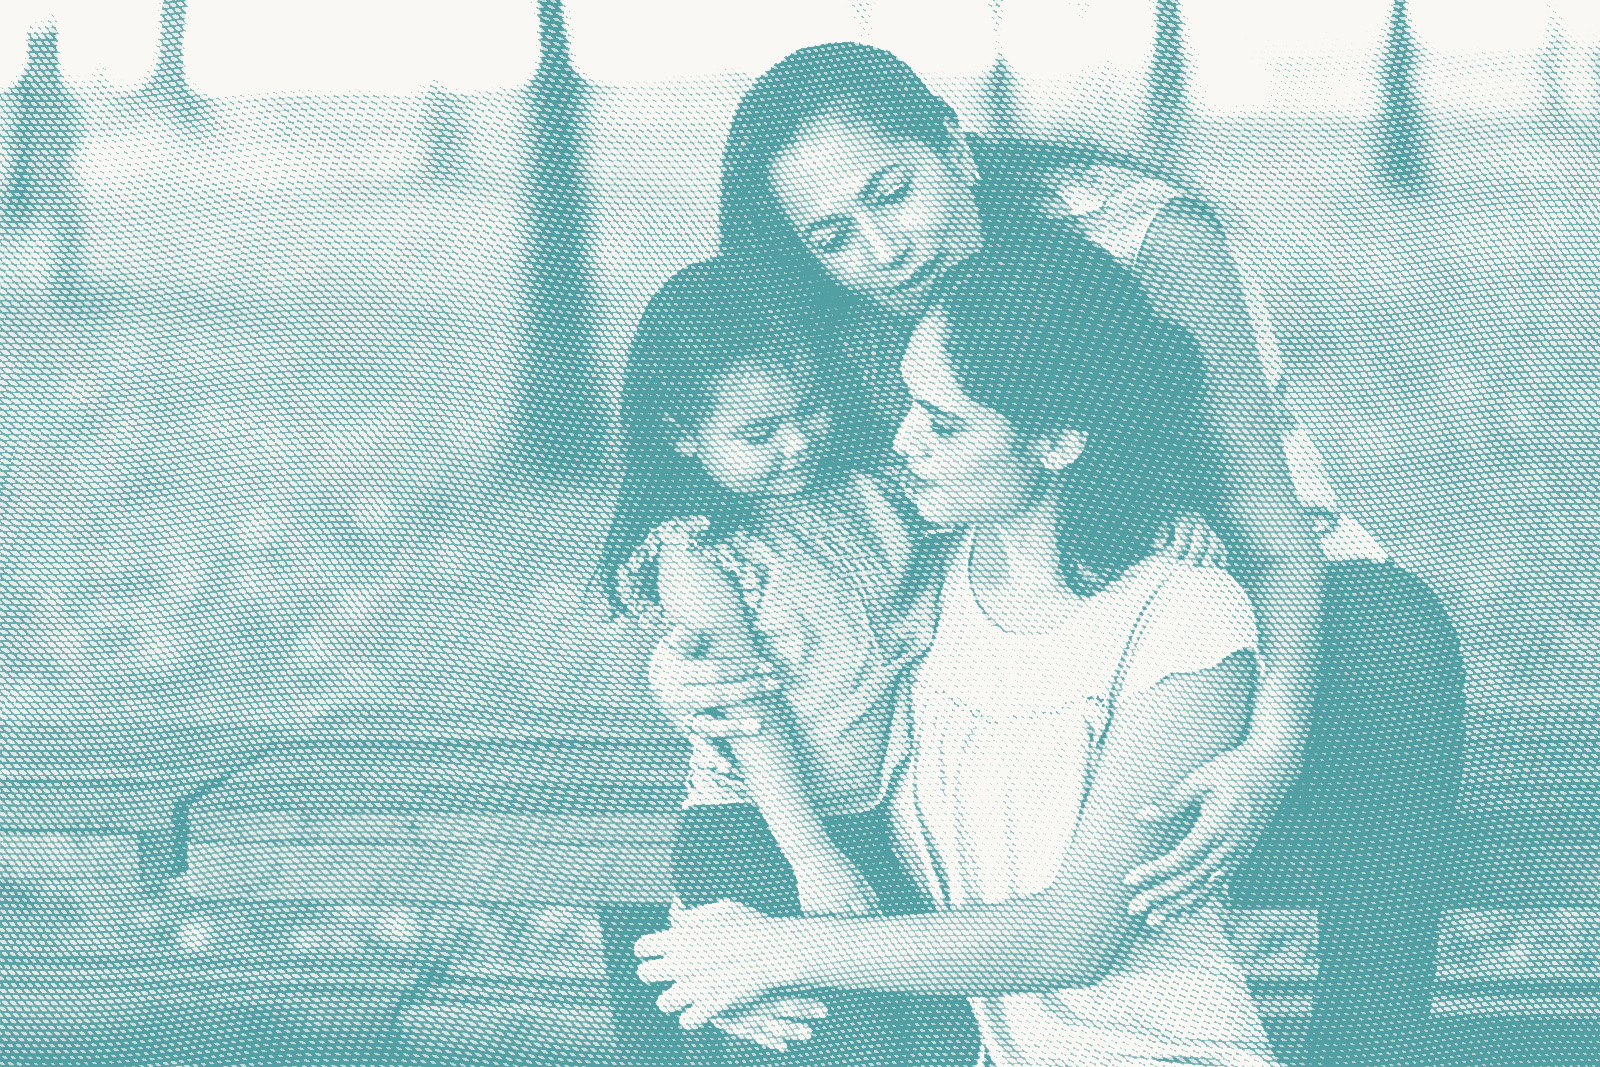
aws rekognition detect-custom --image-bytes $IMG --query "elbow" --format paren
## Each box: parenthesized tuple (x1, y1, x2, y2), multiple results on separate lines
(1048, 944, 1120, 990)
(1027, 916, 1126, 991)
(1224, 532, 1325, 585)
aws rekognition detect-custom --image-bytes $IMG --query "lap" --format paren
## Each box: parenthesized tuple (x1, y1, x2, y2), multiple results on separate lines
(1234, 561, 1466, 905)
(671, 804, 981, 1067)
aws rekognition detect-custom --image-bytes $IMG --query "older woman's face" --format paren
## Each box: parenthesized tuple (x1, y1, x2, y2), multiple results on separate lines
(769, 112, 983, 318)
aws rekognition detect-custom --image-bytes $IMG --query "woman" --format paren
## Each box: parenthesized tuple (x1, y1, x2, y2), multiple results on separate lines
(650, 42, 1463, 1067)
(641, 239, 1282, 1066)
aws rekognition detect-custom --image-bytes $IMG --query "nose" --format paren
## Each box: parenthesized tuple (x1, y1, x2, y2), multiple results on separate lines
(892, 408, 921, 459)
(776, 422, 808, 460)
(857, 216, 907, 269)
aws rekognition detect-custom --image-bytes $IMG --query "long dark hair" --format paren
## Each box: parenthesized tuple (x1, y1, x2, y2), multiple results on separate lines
(934, 229, 1225, 594)
(720, 41, 1161, 303)
(599, 256, 822, 616)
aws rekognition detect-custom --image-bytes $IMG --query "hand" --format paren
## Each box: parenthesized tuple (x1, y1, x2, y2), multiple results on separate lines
(636, 899, 794, 1031)
(650, 626, 783, 718)
(709, 995, 828, 1053)
(1156, 514, 1229, 570)
(1123, 740, 1299, 925)
(795, 862, 879, 917)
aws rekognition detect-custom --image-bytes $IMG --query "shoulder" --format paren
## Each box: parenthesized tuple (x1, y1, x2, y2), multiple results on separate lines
(1138, 196, 1234, 279)
(1119, 564, 1257, 699)
(617, 517, 767, 617)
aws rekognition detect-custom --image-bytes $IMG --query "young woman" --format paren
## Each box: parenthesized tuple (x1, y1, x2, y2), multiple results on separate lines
(648, 42, 1464, 1067)
(640, 238, 1283, 1067)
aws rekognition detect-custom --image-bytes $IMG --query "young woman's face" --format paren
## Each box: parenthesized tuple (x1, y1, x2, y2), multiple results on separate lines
(769, 112, 983, 318)
(676, 360, 829, 497)
(893, 312, 1042, 527)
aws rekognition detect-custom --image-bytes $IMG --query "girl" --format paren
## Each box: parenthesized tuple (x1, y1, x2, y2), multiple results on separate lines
(639, 235, 1284, 1067)
(600, 255, 982, 1065)
(651, 42, 1464, 1066)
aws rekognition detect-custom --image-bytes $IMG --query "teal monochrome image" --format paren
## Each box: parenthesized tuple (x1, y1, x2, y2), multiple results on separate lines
(0, 3, 1594, 1066)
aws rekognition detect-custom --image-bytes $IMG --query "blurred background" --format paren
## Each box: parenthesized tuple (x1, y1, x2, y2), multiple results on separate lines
(0, 1, 1595, 1064)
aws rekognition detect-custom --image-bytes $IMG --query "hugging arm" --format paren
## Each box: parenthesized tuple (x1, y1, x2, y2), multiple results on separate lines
(637, 652, 1256, 1025)
(654, 543, 878, 918)
(1123, 200, 1324, 917)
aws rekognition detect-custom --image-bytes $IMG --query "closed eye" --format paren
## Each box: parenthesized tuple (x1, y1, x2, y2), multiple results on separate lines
(875, 180, 909, 204)
(807, 224, 848, 254)
(739, 423, 778, 445)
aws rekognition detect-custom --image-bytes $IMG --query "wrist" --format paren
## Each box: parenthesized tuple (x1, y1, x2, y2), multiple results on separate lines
(763, 917, 815, 989)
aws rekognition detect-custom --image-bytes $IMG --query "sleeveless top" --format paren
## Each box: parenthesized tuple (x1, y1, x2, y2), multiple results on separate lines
(890, 540, 1281, 1066)
(1048, 164, 1387, 564)
(619, 470, 930, 816)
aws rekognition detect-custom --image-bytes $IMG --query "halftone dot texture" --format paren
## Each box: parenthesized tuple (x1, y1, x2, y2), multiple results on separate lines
(0, 2, 1595, 1066)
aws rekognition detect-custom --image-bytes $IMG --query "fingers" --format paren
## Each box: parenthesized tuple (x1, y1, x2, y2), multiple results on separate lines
(634, 930, 667, 959)
(1126, 819, 1209, 895)
(1124, 819, 1224, 891)
(656, 982, 692, 1018)
(1149, 864, 1236, 925)
(676, 678, 783, 711)
(712, 1015, 789, 1053)
(680, 994, 735, 1032)
(687, 712, 765, 739)
(1128, 844, 1231, 922)
(1124, 812, 1221, 890)
(760, 996, 828, 1021)
(1205, 527, 1229, 569)
(650, 633, 781, 708)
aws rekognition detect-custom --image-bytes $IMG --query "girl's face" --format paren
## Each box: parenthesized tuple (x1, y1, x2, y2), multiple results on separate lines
(676, 360, 829, 498)
(769, 112, 983, 318)
(892, 312, 1043, 527)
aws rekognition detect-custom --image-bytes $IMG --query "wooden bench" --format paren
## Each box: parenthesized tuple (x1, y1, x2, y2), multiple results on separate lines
(0, 724, 1591, 1064)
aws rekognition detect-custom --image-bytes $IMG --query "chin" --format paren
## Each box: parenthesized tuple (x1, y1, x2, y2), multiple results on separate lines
(909, 491, 956, 526)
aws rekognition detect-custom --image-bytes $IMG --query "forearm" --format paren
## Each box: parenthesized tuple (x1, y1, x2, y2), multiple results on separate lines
(1231, 552, 1319, 755)
(765, 889, 1111, 997)
(723, 699, 863, 885)
(1133, 201, 1320, 760)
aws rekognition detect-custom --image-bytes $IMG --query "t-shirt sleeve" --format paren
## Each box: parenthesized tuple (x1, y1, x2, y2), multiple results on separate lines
(1118, 566, 1258, 700)
(615, 517, 767, 621)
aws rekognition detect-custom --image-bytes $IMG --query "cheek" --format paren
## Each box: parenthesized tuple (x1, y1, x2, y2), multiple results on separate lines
(702, 444, 769, 487)
(946, 439, 1035, 507)
(818, 249, 872, 288)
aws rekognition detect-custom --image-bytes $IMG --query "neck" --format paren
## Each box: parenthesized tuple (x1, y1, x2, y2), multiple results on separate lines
(970, 493, 1076, 609)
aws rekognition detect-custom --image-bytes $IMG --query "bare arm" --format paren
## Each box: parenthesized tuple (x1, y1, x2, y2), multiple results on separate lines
(1103, 201, 1323, 916)
(655, 543, 877, 915)
(640, 653, 1255, 1009)
(1134, 199, 1321, 755)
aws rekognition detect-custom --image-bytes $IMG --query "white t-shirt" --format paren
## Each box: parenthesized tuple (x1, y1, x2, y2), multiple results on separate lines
(891, 539, 1281, 1067)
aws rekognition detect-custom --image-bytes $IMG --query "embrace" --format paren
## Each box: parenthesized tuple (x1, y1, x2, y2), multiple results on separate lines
(601, 43, 1463, 1067)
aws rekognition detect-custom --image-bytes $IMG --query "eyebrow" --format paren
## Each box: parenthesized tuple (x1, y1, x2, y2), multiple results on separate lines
(802, 165, 899, 236)
(731, 415, 780, 432)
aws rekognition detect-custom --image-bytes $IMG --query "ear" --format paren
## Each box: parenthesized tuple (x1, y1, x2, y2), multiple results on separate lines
(1033, 430, 1086, 471)
(941, 119, 980, 187)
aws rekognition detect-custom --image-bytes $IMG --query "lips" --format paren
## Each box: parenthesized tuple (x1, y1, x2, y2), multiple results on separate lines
(891, 253, 944, 294)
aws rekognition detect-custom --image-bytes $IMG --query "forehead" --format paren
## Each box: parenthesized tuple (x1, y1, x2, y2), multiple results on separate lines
(903, 313, 981, 414)
(769, 111, 933, 224)
(702, 360, 806, 423)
